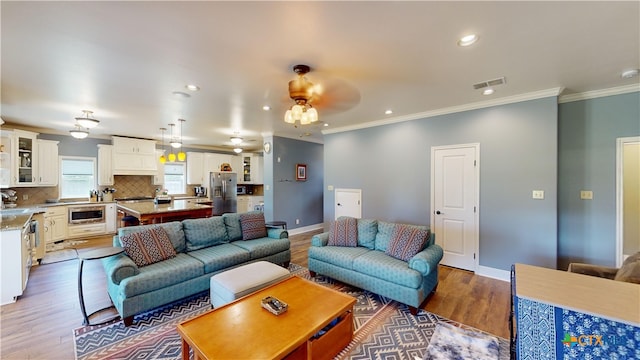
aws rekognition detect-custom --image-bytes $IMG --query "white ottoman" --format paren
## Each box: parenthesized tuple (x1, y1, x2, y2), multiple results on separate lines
(210, 261, 291, 307)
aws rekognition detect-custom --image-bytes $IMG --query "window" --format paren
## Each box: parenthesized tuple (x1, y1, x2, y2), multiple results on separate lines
(164, 162, 186, 195)
(59, 157, 96, 199)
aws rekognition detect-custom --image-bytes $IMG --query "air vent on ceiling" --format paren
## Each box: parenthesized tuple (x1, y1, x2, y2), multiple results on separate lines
(473, 77, 506, 90)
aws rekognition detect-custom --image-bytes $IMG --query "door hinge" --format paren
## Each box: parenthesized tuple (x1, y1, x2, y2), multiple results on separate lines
(474, 253, 476, 260)
(474, 206, 476, 213)
(474, 160, 477, 166)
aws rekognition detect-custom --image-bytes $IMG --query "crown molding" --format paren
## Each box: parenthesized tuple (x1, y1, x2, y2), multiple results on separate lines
(558, 84, 640, 103)
(323, 87, 564, 135)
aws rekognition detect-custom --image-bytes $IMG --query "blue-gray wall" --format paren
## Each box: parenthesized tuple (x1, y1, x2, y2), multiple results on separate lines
(38, 134, 110, 157)
(558, 92, 640, 269)
(263, 136, 324, 230)
(324, 97, 559, 271)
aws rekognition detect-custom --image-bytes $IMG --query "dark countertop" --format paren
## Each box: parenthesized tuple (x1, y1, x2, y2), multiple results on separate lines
(116, 199, 212, 216)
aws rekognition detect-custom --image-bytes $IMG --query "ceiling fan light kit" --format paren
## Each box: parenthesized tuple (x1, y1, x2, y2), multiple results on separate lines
(284, 64, 320, 125)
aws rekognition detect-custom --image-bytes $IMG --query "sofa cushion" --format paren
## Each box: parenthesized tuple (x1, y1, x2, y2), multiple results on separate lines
(614, 252, 640, 284)
(117, 221, 186, 253)
(308, 245, 371, 270)
(240, 212, 268, 240)
(183, 216, 229, 251)
(357, 219, 377, 249)
(232, 237, 291, 260)
(374, 221, 397, 252)
(187, 243, 251, 273)
(223, 213, 243, 241)
(328, 216, 358, 247)
(386, 225, 430, 261)
(120, 227, 177, 267)
(120, 253, 204, 297)
(353, 250, 424, 288)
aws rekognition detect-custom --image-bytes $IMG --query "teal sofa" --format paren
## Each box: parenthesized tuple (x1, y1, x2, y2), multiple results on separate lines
(102, 211, 290, 326)
(308, 218, 443, 314)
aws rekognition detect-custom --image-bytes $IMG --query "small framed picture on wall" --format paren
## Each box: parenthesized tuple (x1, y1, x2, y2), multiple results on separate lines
(296, 164, 307, 181)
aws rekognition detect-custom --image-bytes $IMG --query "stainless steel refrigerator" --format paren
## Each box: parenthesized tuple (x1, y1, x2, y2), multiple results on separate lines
(210, 172, 237, 215)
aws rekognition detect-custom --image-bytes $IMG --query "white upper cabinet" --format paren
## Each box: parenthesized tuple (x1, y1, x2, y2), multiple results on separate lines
(13, 130, 38, 186)
(153, 149, 165, 185)
(97, 144, 114, 186)
(235, 153, 263, 184)
(186, 151, 204, 185)
(0, 131, 13, 188)
(204, 153, 231, 176)
(36, 139, 59, 186)
(111, 136, 157, 175)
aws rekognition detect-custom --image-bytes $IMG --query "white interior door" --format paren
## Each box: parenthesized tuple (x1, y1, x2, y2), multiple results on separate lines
(335, 188, 362, 219)
(431, 144, 479, 271)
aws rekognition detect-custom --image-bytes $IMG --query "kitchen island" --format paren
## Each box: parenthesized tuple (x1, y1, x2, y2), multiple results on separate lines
(116, 199, 212, 225)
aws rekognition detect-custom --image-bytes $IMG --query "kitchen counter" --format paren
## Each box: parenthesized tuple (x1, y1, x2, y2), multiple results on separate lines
(117, 199, 213, 225)
(0, 214, 33, 231)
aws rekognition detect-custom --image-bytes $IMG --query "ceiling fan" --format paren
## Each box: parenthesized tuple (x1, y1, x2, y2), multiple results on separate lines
(283, 64, 361, 128)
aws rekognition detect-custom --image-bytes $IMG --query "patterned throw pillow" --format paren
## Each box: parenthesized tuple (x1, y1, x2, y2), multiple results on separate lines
(385, 224, 430, 261)
(120, 227, 177, 267)
(328, 216, 358, 247)
(239, 212, 268, 240)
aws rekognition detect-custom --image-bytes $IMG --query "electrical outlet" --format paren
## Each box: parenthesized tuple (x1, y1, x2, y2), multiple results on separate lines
(532, 190, 544, 200)
(22, 194, 28, 200)
(296, 219, 300, 225)
(327, 185, 334, 191)
(580, 190, 593, 200)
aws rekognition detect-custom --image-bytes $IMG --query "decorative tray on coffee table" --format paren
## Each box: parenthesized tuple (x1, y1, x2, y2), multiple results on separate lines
(261, 296, 288, 315)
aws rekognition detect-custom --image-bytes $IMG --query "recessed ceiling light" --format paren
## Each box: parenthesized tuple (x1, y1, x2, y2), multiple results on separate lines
(172, 91, 191, 98)
(483, 88, 495, 95)
(185, 84, 200, 91)
(262, 105, 271, 111)
(385, 109, 393, 115)
(621, 69, 639, 79)
(458, 34, 478, 47)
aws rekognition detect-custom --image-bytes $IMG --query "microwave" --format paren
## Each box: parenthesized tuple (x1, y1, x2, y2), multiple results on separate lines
(237, 185, 247, 195)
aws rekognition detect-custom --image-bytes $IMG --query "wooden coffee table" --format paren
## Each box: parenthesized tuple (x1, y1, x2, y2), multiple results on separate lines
(177, 276, 356, 360)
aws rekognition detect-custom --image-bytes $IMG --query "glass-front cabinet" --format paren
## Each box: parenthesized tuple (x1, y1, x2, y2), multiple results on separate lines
(0, 131, 12, 187)
(14, 130, 38, 186)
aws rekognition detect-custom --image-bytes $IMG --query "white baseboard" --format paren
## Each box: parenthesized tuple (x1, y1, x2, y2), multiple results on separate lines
(476, 265, 511, 282)
(287, 223, 324, 236)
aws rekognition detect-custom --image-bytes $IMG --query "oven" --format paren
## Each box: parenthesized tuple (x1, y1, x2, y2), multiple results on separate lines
(68, 205, 105, 224)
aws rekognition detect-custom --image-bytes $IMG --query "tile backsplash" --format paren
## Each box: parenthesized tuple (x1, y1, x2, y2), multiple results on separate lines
(10, 175, 196, 206)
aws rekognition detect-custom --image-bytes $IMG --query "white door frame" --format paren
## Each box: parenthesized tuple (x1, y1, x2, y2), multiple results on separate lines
(430, 143, 480, 271)
(616, 136, 640, 267)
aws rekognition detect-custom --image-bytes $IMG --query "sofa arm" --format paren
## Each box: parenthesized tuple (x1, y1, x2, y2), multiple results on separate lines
(311, 232, 329, 247)
(409, 244, 443, 276)
(267, 228, 288, 239)
(102, 254, 140, 285)
(568, 263, 618, 280)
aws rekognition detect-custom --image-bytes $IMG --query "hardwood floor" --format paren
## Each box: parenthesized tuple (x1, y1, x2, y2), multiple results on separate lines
(0, 230, 510, 359)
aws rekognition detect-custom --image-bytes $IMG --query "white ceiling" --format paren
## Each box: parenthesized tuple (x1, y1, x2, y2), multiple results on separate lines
(1, 1, 638, 151)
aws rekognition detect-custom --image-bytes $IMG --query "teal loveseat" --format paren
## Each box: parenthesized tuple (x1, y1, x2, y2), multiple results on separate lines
(308, 218, 443, 314)
(102, 211, 290, 326)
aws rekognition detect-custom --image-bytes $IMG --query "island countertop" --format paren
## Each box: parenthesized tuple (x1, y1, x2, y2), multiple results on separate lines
(117, 199, 213, 225)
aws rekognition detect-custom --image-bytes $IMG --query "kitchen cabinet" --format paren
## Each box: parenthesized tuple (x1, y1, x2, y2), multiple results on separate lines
(236, 153, 264, 184)
(1, 218, 32, 305)
(36, 139, 59, 186)
(97, 144, 114, 186)
(186, 151, 204, 185)
(188, 152, 231, 185)
(105, 203, 117, 233)
(44, 206, 67, 246)
(0, 131, 12, 187)
(237, 195, 251, 213)
(112, 136, 157, 175)
(13, 130, 38, 186)
(153, 149, 165, 185)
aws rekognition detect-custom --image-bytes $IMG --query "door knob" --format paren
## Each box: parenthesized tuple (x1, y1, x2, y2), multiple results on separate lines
(436, 211, 441, 215)
(337, 203, 342, 206)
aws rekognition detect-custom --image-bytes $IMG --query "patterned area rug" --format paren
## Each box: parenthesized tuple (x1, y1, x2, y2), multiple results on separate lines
(74, 264, 510, 360)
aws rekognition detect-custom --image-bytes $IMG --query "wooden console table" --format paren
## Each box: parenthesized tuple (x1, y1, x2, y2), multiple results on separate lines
(177, 276, 355, 360)
(511, 263, 639, 359)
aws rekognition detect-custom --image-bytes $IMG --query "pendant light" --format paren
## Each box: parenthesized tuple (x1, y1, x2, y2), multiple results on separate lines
(177, 119, 186, 161)
(168, 123, 177, 162)
(159, 127, 167, 164)
(69, 124, 89, 139)
(75, 110, 100, 129)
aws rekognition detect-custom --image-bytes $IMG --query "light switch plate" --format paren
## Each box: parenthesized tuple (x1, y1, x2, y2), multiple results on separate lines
(327, 185, 334, 191)
(580, 190, 593, 200)
(532, 190, 544, 199)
